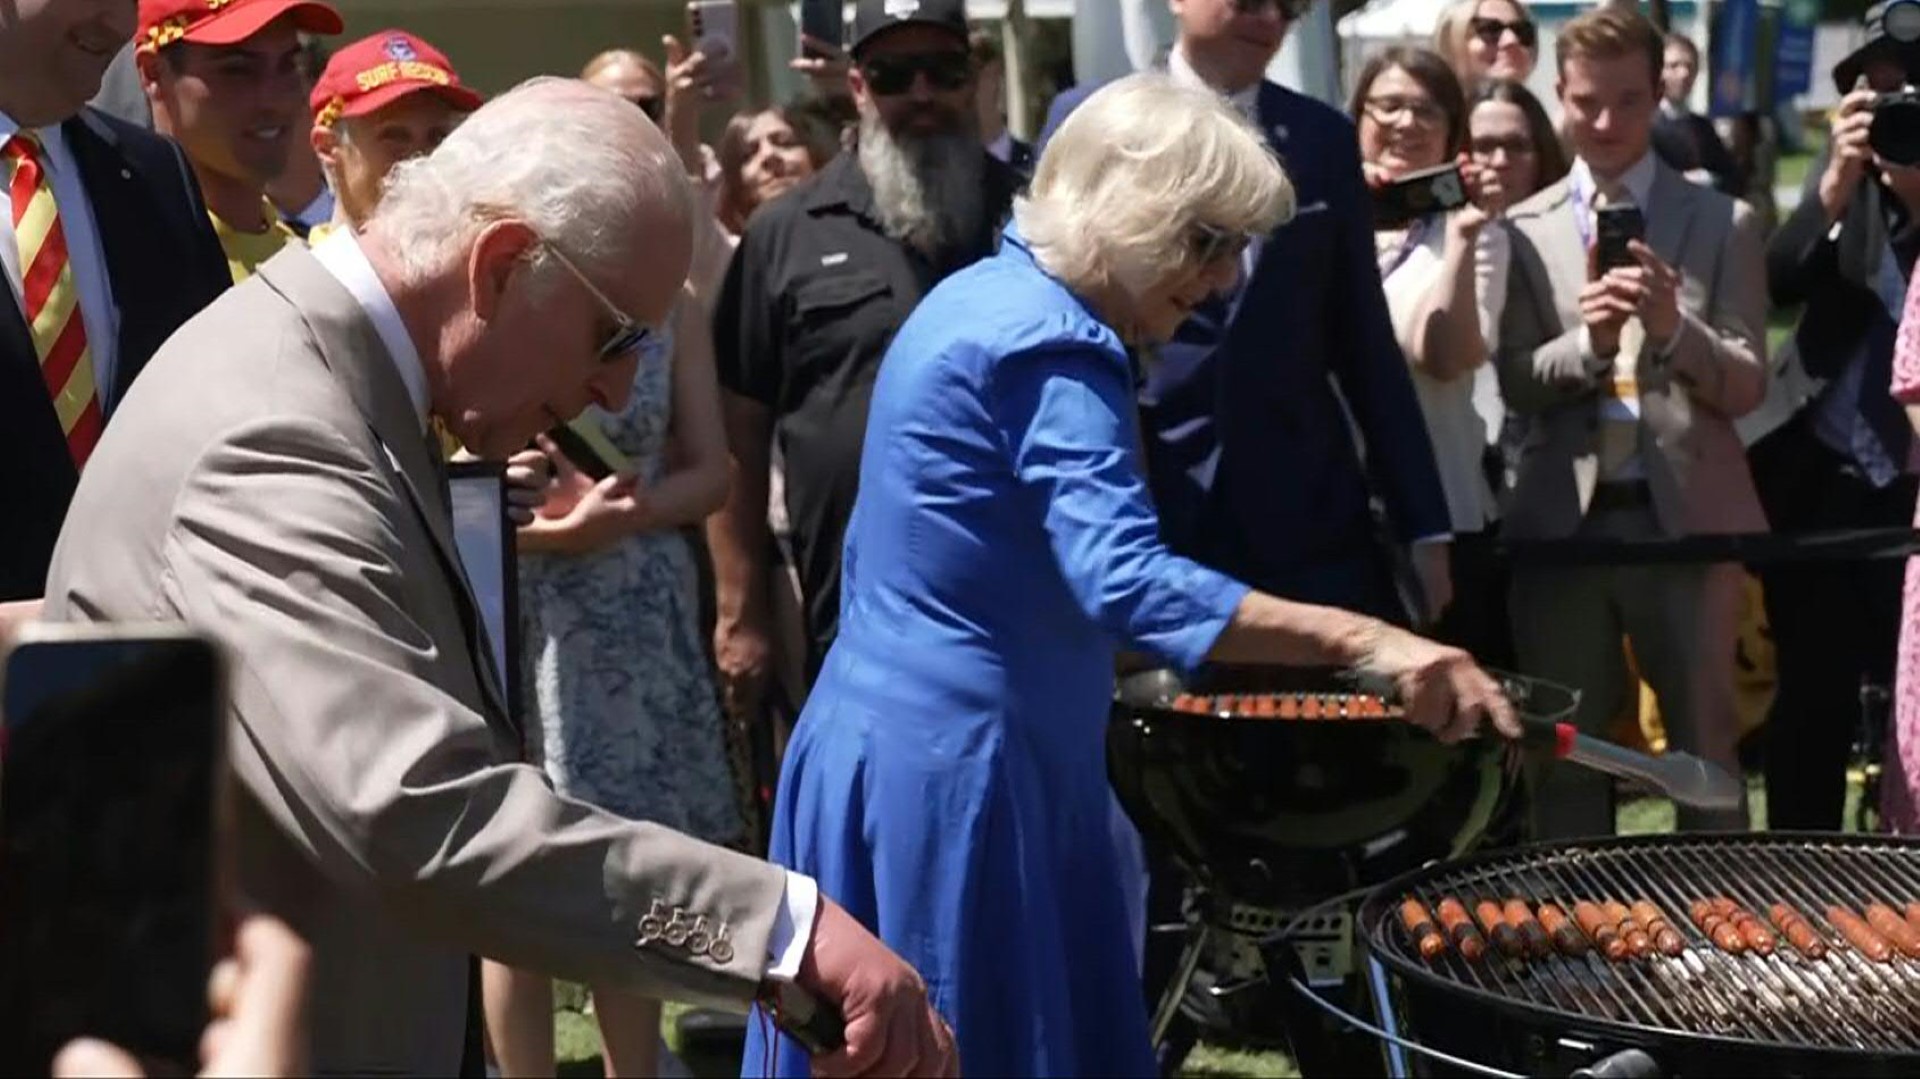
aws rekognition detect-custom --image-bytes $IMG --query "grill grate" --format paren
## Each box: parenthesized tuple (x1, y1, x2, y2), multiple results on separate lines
(1370, 837, 1920, 1053)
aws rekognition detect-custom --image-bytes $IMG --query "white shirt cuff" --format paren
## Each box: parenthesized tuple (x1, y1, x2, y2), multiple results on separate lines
(1411, 533, 1452, 546)
(764, 870, 818, 982)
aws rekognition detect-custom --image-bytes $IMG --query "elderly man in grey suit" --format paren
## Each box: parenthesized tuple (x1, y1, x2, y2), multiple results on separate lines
(41, 76, 956, 1078)
(1499, 5, 1766, 839)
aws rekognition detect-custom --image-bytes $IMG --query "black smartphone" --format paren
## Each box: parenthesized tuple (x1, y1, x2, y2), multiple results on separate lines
(541, 420, 630, 482)
(0, 626, 227, 1076)
(799, 0, 844, 59)
(1373, 162, 1469, 229)
(1594, 204, 1646, 273)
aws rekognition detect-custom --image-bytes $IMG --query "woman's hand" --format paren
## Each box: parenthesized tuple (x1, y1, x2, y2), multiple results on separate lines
(1450, 155, 1504, 240)
(519, 435, 655, 554)
(1354, 624, 1519, 744)
(1361, 160, 1397, 192)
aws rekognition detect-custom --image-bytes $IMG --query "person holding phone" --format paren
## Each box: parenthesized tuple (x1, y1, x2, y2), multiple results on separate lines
(1352, 47, 1511, 665)
(1497, 5, 1767, 840)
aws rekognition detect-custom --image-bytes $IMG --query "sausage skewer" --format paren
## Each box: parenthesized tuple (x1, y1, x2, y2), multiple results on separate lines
(1767, 902, 1828, 960)
(1827, 904, 1895, 963)
(1437, 898, 1487, 962)
(1864, 903, 1920, 960)
(1536, 903, 1589, 957)
(1475, 898, 1526, 959)
(1689, 899, 1747, 955)
(1400, 899, 1447, 961)
(1604, 900, 1653, 958)
(1630, 900, 1685, 957)
(1503, 899, 1554, 960)
(1575, 900, 1629, 961)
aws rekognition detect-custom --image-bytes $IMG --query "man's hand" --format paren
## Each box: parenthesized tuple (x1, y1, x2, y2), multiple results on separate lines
(1355, 625, 1519, 744)
(714, 608, 774, 721)
(1819, 87, 1878, 224)
(1624, 240, 1682, 345)
(503, 448, 553, 527)
(1579, 269, 1638, 357)
(54, 914, 312, 1079)
(796, 899, 957, 1078)
(790, 34, 852, 100)
(0, 598, 42, 651)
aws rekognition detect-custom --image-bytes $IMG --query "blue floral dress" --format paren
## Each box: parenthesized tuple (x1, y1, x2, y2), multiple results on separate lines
(518, 323, 745, 846)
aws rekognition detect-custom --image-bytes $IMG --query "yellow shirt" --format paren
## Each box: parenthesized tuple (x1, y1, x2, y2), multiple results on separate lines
(210, 199, 297, 283)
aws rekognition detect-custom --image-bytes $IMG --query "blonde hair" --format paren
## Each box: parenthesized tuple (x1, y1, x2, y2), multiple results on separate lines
(1432, 0, 1479, 85)
(1015, 73, 1293, 294)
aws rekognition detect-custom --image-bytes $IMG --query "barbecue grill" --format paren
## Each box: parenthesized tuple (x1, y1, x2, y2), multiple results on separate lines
(1354, 833, 1920, 1076)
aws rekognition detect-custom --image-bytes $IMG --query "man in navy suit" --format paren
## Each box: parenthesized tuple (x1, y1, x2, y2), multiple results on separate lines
(1, 0, 230, 618)
(1040, 0, 1451, 626)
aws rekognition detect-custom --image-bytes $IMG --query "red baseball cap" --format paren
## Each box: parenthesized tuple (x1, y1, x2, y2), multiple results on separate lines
(138, 0, 343, 54)
(310, 30, 484, 128)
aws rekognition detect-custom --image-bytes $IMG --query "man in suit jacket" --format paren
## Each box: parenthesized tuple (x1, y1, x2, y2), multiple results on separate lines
(1651, 32, 1742, 194)
(1499, 6, 1766, 839)
(1754, 12, 1920, 830)
(1039, 0, 1452, 625)
(1, 0, 230, 621)
(42, 78, 953, 1077)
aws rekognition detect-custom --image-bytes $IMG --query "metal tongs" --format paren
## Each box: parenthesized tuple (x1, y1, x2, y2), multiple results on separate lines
(1344, 668, 1745, 812)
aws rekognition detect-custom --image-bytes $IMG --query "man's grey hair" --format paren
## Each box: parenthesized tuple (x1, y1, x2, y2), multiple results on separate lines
(366, 76, 693, 288)
(1015, 73, 1294, 295)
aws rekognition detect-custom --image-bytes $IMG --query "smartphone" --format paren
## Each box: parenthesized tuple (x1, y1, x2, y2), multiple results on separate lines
(1594, 204, 1646, 273)
(799, 0, 844, 59)
(542, 416, 632, 482)
(0, 626, 227, 1076)
(688, 0, 738, 65)
(1372, 162, 1469, 228)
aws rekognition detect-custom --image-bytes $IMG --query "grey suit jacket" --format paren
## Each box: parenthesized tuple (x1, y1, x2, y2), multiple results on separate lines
(1497, 159, 1769, 541)
(42, 245, 787, 1075)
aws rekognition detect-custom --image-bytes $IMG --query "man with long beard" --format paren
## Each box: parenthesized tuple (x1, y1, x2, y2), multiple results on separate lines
(709, 0, 1017, 704)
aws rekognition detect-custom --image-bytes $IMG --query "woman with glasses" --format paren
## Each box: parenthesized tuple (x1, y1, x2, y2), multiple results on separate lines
(743, 72, 1519, 1078)
(1435, 0, 1538, 91)
(1350, 47, 1514, 664)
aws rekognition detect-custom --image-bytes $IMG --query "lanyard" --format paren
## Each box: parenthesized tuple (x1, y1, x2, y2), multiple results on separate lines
(1569, 170, 1593, 250)
(1377, 216, 1433, 280)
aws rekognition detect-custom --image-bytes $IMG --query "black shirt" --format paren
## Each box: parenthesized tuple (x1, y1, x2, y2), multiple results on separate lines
(713, 150, 1018, 679)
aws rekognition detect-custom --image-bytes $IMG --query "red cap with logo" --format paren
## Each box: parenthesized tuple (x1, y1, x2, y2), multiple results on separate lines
(310, 30, 484, 128)
(137, 0, 344, 54)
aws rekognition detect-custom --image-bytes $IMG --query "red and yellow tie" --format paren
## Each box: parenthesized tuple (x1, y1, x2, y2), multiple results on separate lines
(5, 132, 101, 470)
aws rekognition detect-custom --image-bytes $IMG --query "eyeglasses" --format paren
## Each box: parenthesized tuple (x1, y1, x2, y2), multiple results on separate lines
(859, 51, 973, 96)
(630, 95, 663, 123)
(1469, 134, 1536, 161)
(1189, 220, 1254, 266)
(1231, 0, 1316, 17)
(1469, 15, 1537, 49)
(540, 241, 655, 363)
(1363, 95, 1447, 128)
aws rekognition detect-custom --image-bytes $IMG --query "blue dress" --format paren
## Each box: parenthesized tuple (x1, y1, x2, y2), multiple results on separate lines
(743, 229, 1248, 1077)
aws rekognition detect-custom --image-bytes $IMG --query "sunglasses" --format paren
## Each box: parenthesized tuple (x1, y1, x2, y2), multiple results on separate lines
(1470, 15, 1538, 49)
(630, 95, 663, 123)
(1189, 220, 1254, 266)
(859, 51, 972, 96)
(1231, 0, 1316, 16)
(541, 241, 655, 363)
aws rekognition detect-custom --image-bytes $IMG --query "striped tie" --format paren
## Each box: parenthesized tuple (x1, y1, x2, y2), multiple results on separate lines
(5, 132, 101, 469)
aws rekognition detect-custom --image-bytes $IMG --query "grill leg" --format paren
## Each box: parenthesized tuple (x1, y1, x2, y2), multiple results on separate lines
(1149, 923, 1209, 1047)
(1364, 956, 1410, 1079)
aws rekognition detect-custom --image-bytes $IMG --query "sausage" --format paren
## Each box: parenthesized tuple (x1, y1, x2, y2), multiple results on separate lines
(1630, 900, 1685, 957)
(1504, 899, 1555, 960)
(1575, 900, 1629, 961)
(1689, 899, 1747, 955)
(1400, 899, 1447, 961)
(1827, 905, 1895, 963)
(1537, 903, 1589, 957)
(1605, 900, 1653, 958)
(1475, 899, 1526, 958)
(1438, 898, 1487, 962)
(1277, 694, 1299, 720)
(1865, 904, 1920, 960)
(1713, 899, 1777, 957)
(1767, 902, 1828, 960)
(1906, 902, 1920, 937)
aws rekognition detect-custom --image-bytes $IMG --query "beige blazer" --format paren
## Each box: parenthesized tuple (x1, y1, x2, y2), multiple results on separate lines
(1496, 160, 1769, 540)
(42, 246, 787, 1075)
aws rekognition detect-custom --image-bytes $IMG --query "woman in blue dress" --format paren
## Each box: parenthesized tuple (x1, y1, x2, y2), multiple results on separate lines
(748, 73, 1518, 1078)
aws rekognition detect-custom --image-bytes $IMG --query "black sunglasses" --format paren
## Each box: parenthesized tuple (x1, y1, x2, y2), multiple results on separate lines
(1232, 0, 1316, 18)
(859, 51, 972, 96)
(1189, 220, 1253, 266)
(1470, 15, 1538, 49)
(630, 95, 663, 123)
